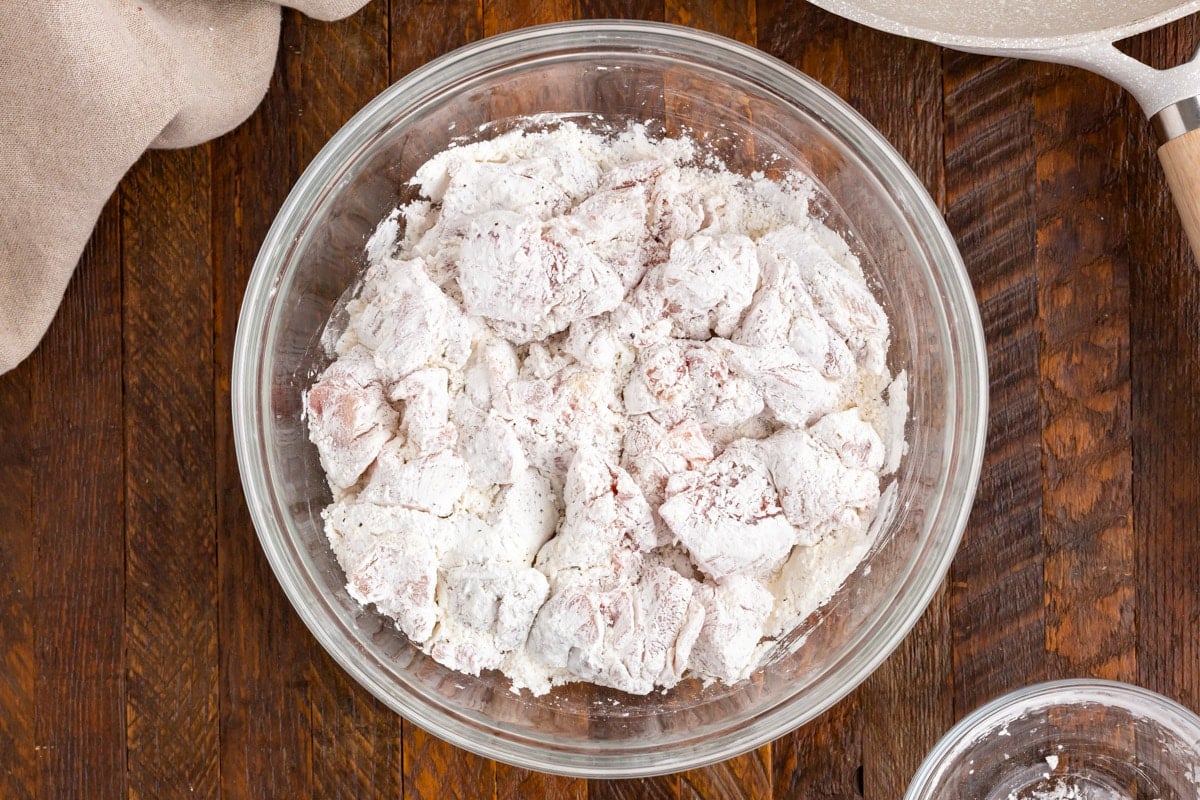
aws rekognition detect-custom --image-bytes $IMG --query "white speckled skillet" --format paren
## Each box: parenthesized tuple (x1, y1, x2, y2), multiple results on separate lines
(810, 0, 1200, 256)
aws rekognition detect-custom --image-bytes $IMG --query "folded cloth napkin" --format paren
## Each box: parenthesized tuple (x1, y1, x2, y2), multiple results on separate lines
(0, 0, 370, 374)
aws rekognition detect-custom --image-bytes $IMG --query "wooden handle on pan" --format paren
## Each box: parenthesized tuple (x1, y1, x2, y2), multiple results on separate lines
(1158, 128, 1200, 259)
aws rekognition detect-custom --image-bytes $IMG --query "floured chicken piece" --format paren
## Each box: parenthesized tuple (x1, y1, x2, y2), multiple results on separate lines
(689, 576, 775, 684)
(306, 121, 905, 697)
(658, 446, 797, 580)
(306, 349, 398, 492)
(535, 447, 657, 587)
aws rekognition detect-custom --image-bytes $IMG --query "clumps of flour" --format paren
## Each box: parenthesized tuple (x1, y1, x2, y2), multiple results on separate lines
(304, 121, 907, 696)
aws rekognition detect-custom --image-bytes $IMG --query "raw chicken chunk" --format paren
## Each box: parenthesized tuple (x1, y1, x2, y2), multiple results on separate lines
(737, 238, 855, 380)
(358, 443, 469, 517)
(463, 338, 519, 410)
(757, 226, 889, 373)
(721, 341, 839, 428)
(456, 210, 625, 342)
(648, 166, 706, 243)
(623, 340, 763, 431)
(347, 256, 472, 382)
(390, 367, 454, 455)
(324, 500, 447, 642)
(459, 412, 527, 486)
(810, 408, 886, 473)
(755, 426, 881, 545)
(621, 415, 714, 511)
(562, 182, 653, 289)
(637, 233, 759, 340)
(689, 576, 775, 684)
(483, 467, 559, 565)
(430, 564, 550, 675)
(536, 448, 656, 586)
(497, 365, 623, 476)
(305, 350, 398, 491)
(526, 565, 705, 694)
(659, 446, 797, 580)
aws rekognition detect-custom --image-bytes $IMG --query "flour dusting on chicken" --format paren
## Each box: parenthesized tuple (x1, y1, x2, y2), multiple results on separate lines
(305, 121, 907, 696)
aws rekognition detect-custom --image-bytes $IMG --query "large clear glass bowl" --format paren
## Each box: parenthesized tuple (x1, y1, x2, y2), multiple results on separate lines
(906, 680, 1200, 799)
(232, 20, 988, 777)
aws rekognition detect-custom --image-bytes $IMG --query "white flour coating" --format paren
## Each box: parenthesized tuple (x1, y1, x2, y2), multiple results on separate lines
(1006, 779, 1128, 800)
(305, 121, 907, 696)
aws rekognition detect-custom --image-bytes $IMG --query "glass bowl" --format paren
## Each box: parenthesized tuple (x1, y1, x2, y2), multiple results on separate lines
(906, 679, 1200, 799)
(232, 20, 988, 777)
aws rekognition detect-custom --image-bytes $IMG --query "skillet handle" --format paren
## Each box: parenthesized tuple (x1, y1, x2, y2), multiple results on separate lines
(1158, 128, 1200, 259)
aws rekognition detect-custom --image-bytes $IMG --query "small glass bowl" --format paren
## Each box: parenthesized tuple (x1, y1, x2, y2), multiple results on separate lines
(231, 20, 988, 777)
(906, 679, 1200, 799)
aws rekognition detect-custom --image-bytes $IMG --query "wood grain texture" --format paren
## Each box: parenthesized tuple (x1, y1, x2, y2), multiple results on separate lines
(591, 775, 679, 800)
(1033, 65, 1135, 683)
(289, 7, 407, 798)
(32, 196, 126, 798)
(664, 1, 765, 788)
(758, 0, 849, 99)
(772, 696, 862, 800)
(846, 23, 953, 799)
(484, 0, 576, 35)
(680, 746, 770, 800)
(758, 5, 858, 796)
(213, 12, 313, 800)
(667, 0, 755, 44)
(0, 361, 34, 800)
(579, 0, 662, 20)
(402, 726, 494, 800)
(308, 665, 403, 800)
(497, 768, 588, 800)
(295, 2, 390, 163)
(943, 51, 1046, 713)
(391, 0, 483, 80)
(1126, 14, 1200, 713)
(122, 145, 219, 800)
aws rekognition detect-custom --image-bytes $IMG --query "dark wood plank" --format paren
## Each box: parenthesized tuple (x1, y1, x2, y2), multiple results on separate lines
(667, 4, 762, 792)
(579, 0, 662, 20)
(122, 145, 219, 799)
(390, 0, 484, 80)
(32, 195, 126, 797)
(402, 726, 494, 800)
(295, 2, 391, 165)
(840, 23, 952, 800)
(289, 6, 406, 798)
(483, 0, 577, 34)
(1033, 64, 1135, 682)
(497, 768, 588, 800)
(860, 588, 951, 798)
(758, 5, 860, 797)
(308, 666, 404, 800)
(1126, 15, 1200, 711)
(591, 776, 680, 800)
(772, 697, 862, 799)
(680, 746, 770, 800)
(213, 12, 314, 800)
(943, 52, 1046, 714)
(667, 0, 755, 44)
(0, 359, 35, 800)
(758, 0, 850, 100)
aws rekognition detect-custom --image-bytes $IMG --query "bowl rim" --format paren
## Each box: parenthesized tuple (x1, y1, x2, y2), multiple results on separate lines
(232, 18, 990, 777)
(904, 678, 1200, 798)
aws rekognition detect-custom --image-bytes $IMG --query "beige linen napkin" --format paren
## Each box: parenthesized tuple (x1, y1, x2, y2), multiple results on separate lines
(0, 0, 369, 374)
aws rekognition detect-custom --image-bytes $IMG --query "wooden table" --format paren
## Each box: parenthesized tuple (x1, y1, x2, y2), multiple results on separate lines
(2, 1, 1199, 797)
